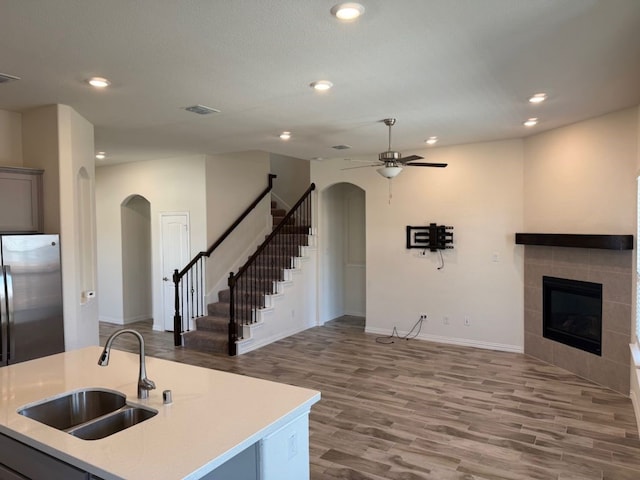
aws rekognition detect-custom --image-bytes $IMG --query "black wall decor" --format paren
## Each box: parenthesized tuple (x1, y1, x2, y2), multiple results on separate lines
(406, 223, 454, 251)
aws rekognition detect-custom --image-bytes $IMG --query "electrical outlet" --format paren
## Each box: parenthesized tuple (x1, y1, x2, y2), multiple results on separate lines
(464, 316, 471, 326)
(443, 316, 449, 325)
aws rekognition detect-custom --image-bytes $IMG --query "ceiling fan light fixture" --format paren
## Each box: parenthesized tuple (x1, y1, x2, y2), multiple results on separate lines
(377, 166, 402, 179)
(330, 2, 365, 21)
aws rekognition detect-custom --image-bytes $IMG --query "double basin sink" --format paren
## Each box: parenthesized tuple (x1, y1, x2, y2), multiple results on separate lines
(17, 388, 157, 440)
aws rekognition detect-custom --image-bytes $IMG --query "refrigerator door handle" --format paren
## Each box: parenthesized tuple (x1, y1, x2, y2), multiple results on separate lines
(0, 266, 7, 365)
(4, 266, 14, 363)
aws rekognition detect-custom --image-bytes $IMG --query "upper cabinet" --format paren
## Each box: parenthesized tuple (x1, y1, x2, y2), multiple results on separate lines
(0, 166, 44, 234)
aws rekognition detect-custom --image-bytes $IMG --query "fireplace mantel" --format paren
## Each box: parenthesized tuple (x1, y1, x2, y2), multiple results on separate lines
(515, 233, 633, 250)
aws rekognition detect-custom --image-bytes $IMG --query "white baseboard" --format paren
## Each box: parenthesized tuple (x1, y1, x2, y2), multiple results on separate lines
(364, 326, 523, 354)
(122, 314, 152, 324)
(630, 343, 640, 430)
(99, 316, 124, 325)
(237, 323, 314, 355)
(631, 389, 640, 432)
(99, 314, 151, 325)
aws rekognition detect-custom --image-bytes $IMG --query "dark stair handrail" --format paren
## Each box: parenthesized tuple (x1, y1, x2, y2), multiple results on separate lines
(172, 173, 276, 346)
(227, 183, 315, 355)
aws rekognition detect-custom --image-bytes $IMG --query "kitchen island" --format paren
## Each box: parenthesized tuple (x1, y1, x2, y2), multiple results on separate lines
(0, 346, 320, 479)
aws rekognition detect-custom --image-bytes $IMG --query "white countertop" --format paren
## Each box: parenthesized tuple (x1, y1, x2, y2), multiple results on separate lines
(0, 346, 320, 479)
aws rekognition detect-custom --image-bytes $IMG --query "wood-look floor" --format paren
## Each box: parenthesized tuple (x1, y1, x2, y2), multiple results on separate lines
(100, 317, 640, 480)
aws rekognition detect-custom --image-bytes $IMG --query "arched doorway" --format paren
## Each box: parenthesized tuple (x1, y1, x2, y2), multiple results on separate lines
(320, 182, 366, 325)
(121, 195, 152, 324)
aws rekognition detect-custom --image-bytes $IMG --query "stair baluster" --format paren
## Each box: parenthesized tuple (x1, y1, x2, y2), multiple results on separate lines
(227, 183, 316, 355)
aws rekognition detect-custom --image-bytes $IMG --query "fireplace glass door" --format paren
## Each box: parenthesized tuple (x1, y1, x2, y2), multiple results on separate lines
(542, 276, 602, 355)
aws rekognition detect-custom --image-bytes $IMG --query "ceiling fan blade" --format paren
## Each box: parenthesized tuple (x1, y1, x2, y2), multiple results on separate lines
(406, 162, 448, 168)
(399, 155, 423, 163)
(341, 164, 378, 170)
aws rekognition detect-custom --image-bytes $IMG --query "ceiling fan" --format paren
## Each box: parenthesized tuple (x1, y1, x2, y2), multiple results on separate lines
(344, 118, 447, 178)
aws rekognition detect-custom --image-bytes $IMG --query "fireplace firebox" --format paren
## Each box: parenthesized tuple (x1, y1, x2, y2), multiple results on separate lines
(542, 276, 602, 355)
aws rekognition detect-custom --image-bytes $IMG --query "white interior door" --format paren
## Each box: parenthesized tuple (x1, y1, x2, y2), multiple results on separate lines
(161, 213, 190, 331)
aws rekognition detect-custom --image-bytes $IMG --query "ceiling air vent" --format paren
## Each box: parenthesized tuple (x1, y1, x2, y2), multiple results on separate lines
(184, 104, 221, 115)
(0, 73, 21, 84)
(332, 144, 351, 150)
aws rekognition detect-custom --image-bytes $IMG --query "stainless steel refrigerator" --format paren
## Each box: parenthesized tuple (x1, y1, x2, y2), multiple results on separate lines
(0, 234, 64, 366)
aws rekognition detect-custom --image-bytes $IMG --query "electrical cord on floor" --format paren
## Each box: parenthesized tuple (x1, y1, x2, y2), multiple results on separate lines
(375, 315, 426, 344)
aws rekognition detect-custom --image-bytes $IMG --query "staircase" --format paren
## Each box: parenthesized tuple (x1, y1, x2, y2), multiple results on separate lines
(182, 200, 311, 355)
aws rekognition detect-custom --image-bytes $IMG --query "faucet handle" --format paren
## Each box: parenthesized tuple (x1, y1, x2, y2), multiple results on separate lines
(141, 378, 156, 390)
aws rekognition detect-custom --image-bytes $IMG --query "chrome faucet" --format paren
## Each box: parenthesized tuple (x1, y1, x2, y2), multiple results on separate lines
(98, 329, 156, 399)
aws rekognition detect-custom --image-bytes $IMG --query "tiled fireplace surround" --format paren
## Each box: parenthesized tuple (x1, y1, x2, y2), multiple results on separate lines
(524, 246, 632, 394)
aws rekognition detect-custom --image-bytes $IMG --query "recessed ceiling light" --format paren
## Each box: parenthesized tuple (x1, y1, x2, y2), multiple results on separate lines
(87, 77, 111, 88)
(332, 144, 351, 150)
(523, 118, 538, 127)
(280, 131, 291, 140)
(95, 152, 106, 160)
(529, 93, 547, 104)
(330, 2, 365, 20)
(310, 80, 333, 91)
(425, 136, 438, 145)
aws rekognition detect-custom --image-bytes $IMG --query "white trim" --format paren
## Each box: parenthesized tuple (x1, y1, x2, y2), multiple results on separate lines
(364, 326, 524, 353)
(237, 323, 315, 355)
(98, 315, 125, 325)
(122, 314, 152, 325)
(631, 343, 640, 431)
(631, 342, 640, 366)
(159, 211, 191, 332)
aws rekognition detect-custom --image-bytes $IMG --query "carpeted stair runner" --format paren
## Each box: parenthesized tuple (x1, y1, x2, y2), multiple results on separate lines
(183, 200, 309, 355)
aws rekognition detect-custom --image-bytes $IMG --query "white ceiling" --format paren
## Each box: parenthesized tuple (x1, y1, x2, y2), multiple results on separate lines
(1, 0, 639, 165)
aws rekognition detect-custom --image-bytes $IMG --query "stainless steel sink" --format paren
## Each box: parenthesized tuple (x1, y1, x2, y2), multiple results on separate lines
(17, 388, 157, 440)
(18, 388, 127, 430)
(69, 406, 157, 440)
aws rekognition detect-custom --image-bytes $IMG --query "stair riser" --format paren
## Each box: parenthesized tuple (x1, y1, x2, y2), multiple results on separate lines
(261, 245, 300, 255)
(273, 225, 310, 234)
(195, 316, 228, 333)
(251, 256, 293, 268)
(208, 303, 262, 317)
(218, 289, 277, 303)
(267, 234, 309, 245)
(183, 332, 228, 355)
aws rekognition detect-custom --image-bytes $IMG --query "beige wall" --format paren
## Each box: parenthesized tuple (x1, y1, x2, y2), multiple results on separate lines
(204, 151, 272, 303)
(269, 153, 310, 208)
(523, 107, 637, 233)
(0, 109, 22, 166)
(313, 138, 525, 351)
(121, 195, 152, 323)
(22, 106, 61, 234)
(96, 155, 207, 330)
(20, 104, 98, 350)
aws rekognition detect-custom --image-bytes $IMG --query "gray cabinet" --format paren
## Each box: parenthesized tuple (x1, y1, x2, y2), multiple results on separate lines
(0, 433, 89, 480)
(0, 166, 44, 234)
